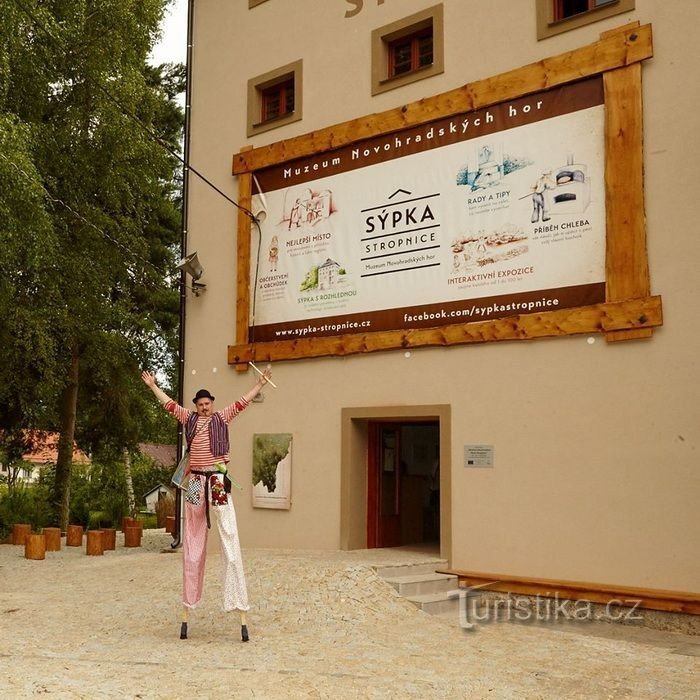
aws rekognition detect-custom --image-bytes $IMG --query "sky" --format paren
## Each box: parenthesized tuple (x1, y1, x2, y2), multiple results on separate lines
(149, 0, 188, 66)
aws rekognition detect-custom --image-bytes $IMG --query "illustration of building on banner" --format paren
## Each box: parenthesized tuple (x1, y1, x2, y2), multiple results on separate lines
(299, 258, 351, 293)
(318, 258, 341, 290)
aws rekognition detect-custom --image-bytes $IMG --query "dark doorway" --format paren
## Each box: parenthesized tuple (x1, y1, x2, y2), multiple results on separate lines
(367, 421, 440, 548)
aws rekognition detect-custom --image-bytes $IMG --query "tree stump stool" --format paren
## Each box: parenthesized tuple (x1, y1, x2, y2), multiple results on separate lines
(102, 528, 117, 551)
(66, 524, 84, 547)
(124, 526, 142, 548)
(86, 530, 104, 556)
(12, 523, 32, 546)
(122, 516, 140, 532)
(165, 516, 175, 534)
(25, 533, 46, 560)
(43, 527, 62, 551)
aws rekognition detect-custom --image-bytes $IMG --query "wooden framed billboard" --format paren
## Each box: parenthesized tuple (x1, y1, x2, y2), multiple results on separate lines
(229, 22, 661, 368)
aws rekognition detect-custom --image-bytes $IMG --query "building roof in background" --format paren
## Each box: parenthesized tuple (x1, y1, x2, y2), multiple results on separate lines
(22, 432, 91, 465)
(143, 483, 175, 499)
(139, 443, 177, 467)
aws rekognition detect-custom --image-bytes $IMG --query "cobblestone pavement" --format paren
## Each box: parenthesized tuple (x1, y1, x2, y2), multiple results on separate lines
(0, 531, 697, 699)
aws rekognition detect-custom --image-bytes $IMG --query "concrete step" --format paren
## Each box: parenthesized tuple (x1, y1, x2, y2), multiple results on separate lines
(383, 572, 458, 597)
(405, 589, 462, 616)
(374, 560, 448, 579)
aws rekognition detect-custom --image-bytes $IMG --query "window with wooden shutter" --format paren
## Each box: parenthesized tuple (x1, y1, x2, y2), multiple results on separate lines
(261, 78, 294, 122)
(371, 4, 444, 96)
(388, 29, 433, 78)
(247, 60, 303, 137)
(537, 0, 635, 40)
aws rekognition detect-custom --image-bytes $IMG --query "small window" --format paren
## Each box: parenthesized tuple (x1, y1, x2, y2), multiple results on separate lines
(537, 0, 635, 40)
(372, 4, 444, 96)
(388, 29, 434, 78)
(555, 0, 616, 21)
(261, 79, 295, 122)
(247, 60, 303, 137)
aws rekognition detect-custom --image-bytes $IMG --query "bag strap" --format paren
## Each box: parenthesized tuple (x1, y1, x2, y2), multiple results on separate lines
(186, 416, 211, 450)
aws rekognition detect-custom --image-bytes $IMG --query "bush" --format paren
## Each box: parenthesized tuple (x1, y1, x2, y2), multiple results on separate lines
(68, 461, 130, 528)
(87, 510, 114, 529)
(0, 451, 175, 534)
(137, 512, 158, 529)
(0, 482, 53, 540)
(132, 453, 174, 506)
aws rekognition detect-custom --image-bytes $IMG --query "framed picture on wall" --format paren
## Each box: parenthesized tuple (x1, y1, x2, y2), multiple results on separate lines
(252, 433, 292, 509)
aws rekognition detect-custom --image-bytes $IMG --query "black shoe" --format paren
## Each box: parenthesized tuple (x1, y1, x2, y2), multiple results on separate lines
(241, 624, 249, 642)
(180, 622, 188, 640)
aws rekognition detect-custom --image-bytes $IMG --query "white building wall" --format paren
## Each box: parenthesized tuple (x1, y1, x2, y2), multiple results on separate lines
(185, 1, 700, 592)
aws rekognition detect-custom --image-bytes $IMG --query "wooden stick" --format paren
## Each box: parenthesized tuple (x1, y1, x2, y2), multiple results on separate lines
(248, 361, 277, 388)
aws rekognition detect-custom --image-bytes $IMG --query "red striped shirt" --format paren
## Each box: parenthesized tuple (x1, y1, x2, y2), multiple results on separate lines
(166, 399, 249, 471)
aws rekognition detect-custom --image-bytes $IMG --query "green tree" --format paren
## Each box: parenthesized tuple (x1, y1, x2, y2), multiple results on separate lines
(0, 115, 61, 469)
(0, 1, 182, 528)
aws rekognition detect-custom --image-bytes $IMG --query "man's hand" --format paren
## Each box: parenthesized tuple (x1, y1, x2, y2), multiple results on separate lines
(141, 370, 172, 406)
(141, 371, 157, 388)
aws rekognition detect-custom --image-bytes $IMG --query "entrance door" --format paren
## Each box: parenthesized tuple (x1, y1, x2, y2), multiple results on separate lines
(367, 420, 440, 548)
(368, 423, 401, 548)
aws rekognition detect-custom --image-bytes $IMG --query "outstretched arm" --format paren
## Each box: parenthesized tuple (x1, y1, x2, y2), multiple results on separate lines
(220, 368, 273, 423)
(242, 368, 272, 403)
(141, 371, 173, 406)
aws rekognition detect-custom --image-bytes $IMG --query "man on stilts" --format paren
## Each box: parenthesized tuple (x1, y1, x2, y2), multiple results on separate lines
(141, 368, 272, 641)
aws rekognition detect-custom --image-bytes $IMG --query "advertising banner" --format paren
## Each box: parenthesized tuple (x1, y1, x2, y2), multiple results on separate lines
(250, 77, 605, 342)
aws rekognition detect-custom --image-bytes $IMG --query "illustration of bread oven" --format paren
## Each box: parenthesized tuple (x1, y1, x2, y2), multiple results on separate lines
(552, 154, 590, 215)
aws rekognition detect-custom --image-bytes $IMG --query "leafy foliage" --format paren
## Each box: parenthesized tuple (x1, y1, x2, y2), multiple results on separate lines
(0, 481, 53, 540)
(299, 265, 319, 292)
(0, 451, 173, 538)
(0, 1, 183, 525)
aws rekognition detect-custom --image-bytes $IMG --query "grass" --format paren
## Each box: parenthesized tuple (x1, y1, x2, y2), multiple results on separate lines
(136, 512, 158, 529)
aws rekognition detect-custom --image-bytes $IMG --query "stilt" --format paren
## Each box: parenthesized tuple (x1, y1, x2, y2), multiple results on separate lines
(240, 610, 249, 642)
(180, 607, 188, 639)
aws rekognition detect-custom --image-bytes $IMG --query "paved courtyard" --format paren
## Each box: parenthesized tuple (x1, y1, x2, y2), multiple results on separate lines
(0, 530, 697, 698)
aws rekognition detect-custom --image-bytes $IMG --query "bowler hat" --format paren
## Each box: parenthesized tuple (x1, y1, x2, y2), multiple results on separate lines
(192, 389, 215, 403)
